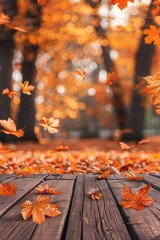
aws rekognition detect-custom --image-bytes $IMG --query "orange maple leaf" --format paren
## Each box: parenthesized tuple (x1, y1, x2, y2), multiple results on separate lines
(21, 195, 61, 224)
(151, 0, 160, 17)
(38, 0, 51, 7)
(20, 81, 35, 95)
(144, 25, 160, 46)
(71, 68, 86, 81)
(106, 71, 117, 85)
(0, 182, 16, 196)
(35, 184, 62, 195)
(98, 166, 119, 179)
(40, 117, 60, 134)
(111, 0, 134, 10)
(87, 190, 103, 200)
(2, 88, 18, 99)
(119, 184, 154, 210)
(0, 118, 24, 138)
(122, 168, 143, 181)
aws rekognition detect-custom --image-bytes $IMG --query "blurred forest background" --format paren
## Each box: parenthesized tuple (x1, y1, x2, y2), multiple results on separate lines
(0, 0, 160, 143)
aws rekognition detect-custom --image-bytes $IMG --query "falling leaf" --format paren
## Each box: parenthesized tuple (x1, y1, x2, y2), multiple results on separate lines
(138, 139, 151, 145)
(0, 118, 24, 138)
(36, 184, 62, 195)
(119, 184, 154, 210)
(122, 168, 143, 181)
(2, 88, 18, 99)
(6, 24, 27, 33)
(40, 117, 60, 134)
(98, 166, 119, 179)
(0, 13, 10, 25)
(20, 81, 35, 95)
(71, 68, 86, 81)
(106, 71, 117, 85)
(144, 25, 160, 46)
(21, 195, 61, 224)
(111, 0, 134, 10)
(151, 0, 160, 17)
(87, 190, 103, 200)
(38, 0, 51, 7)
(119, 142, 134, 150)
(0, 182, 16, 196)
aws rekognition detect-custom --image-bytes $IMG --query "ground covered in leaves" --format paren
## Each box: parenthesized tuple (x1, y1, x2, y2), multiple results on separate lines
(0, 138, 160, 175)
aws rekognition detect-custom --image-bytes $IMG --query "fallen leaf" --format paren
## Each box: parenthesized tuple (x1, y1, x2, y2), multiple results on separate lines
(0, 118, 24, 138)
(119, 142, 134, 150)
(20, 81, 35, 95)
(21, 195, 61, 224)
(144, 25, 160, 46)
(98, 166, 119, 179)
(119, 184, 154, 210)
(119, 163, 134, 172)
(87, 190, 103, 200)
(40, 117, 60, 134)
(36, 184, 62, 195)
(0, 182, 16, 196)
(122, 168, 143, 181)
(111, 0, 134, 10)
(71, 68, 86, 81)
(2, 88, 18, 99)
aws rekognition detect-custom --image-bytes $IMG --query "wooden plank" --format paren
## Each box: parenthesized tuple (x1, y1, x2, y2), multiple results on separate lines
(0, 176, 45, 217)
(46, 175, 62, 180)
(65, 174, 84, 240)
(82, 175, 131, 240)
(0, 174, 16, 183)
(143, 175, 160, 190)
(29, 180, 74, 240)
(61, 174, 77, 180)
(107, 179, 160, 240)
(0, 179, 74, 240)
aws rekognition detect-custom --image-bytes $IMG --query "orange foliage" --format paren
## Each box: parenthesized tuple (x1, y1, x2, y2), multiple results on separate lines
(36, 184, 62, 195)
(21, 196, 61, 224)
(111, 0, 134, 10)
(20, 81, 35, 95)
(0, 182, 16, 196)
(144, 25, 160, 46)
(0, 118, 24, 138)
(40, 117, 60, 134)
(2, 88, 18, 99)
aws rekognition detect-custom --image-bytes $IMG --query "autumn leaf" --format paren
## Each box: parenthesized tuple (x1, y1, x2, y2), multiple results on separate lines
(36, 184, 62, 195)
(0, 13, 10, 25)
(40, 117, 60, 134)
(21, 195, 61, 224)
(87, 190, 103, 200)
(106, 71, 117, 85)
(119, 142, 135, 150)
(143, 72, 160, 95)
(111, 0, 134, 10)
(71, 68, 86, 81)
(119, 163, 134, 172)
(122, 168, 143, 181)
(0, 182, 16, 196)
(6, 24, 27, 33)
(119, 184, 154, 210)
(38, 0, 51, 7)
(20, 81, 35, 95)
(2, 88, 18, 99)
(151, 0, 160, 17)
(144, 25, 160, 46)
(138, 139, 151, 145)
(0, 118, 24, 138)
(98, 166, 119, 179)
(53, 145, 69, 152)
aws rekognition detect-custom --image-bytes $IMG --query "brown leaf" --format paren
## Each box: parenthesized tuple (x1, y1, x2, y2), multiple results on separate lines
(119, 184, 154, 210)
(106, 71, 117, 85)
(2, 88, 18, 99)
(122, 168, 143, 181)
(21, 195, 61, 224)
(87, 190, 103, 200)
(40, 117, 60, 134)
(20, 81, 35, 95)
(71, 68, 86, 81)
(0, 182, 16, 196)
(36, 184, 62, 195)
(119, 142, 134, 150)
(0, 118, 24, 138)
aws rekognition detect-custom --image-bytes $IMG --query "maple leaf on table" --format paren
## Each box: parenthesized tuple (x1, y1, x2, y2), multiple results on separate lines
(111, 0, 134, 10)
(119, 184, 154, 210)
(0, 182, 16, 196)
(0, 118, 24, 138)
(35, 184, 62, 195)
(21, 196, 61, 224)
(40, 117, 60, 134)
(20, 81, 35, 95)
(144, 25, 160, 46)
(87, 190, 103, 200)
(2, 88, 18, 99)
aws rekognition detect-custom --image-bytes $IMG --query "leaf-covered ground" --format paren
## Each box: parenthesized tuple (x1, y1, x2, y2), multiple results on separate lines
(0, 138, 159, 175)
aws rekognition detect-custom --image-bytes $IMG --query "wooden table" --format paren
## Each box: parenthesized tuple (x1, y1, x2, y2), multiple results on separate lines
(0, 173, 160, 240)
